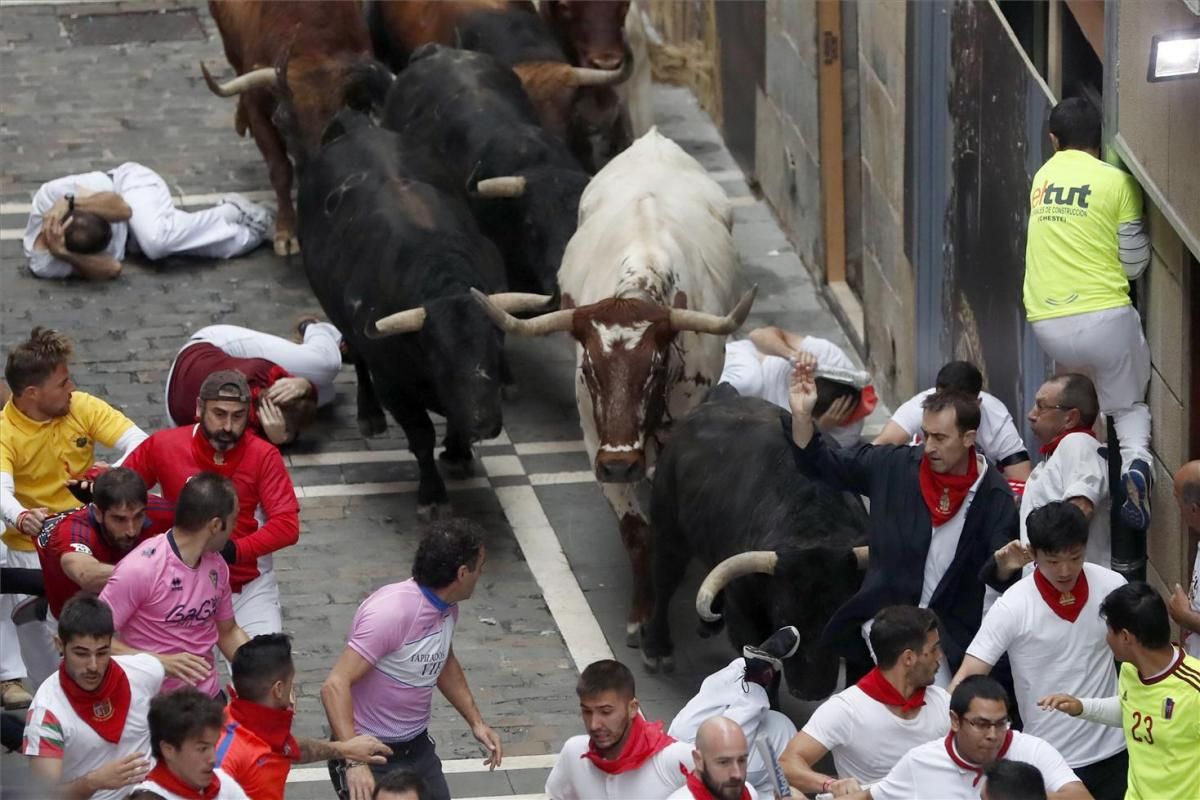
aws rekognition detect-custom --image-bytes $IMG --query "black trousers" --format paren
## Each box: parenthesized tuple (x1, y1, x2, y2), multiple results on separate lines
(328, 730, 450, 800)
(1073, 749, 1129, 800)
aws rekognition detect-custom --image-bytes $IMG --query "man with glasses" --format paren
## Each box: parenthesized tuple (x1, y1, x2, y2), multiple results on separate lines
(844, 676, 1087, 800)
(1019, 374, 1112, 569)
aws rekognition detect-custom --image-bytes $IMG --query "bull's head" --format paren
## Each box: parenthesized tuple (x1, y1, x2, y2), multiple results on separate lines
(510, 57, 632, 136)
(370, 293, 553, 441)
(543, 0, 632, 70)
(472, 286, 757, 482)
(695, 545, 869, 700)
(468, 166, 588, 296)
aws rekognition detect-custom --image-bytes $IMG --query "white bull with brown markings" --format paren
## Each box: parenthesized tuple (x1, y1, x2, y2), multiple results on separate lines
(473, 128, 754, 643)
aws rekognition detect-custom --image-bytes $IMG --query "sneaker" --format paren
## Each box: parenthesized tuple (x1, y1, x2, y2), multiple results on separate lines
(742, 625, 800, 673)
(0, 680, 32, 711)
(1120, 459, 1153, 530)
(218, 194, 274, 238)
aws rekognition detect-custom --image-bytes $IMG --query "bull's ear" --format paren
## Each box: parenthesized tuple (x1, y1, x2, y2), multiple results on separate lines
(671, 290, 689, 310)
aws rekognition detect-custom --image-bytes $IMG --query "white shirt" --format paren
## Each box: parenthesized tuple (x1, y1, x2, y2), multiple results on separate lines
(967, 563, 1126, 766)
(870, 731, 1079, 800)
(1020, 432, 1111, 569)
(666, 779, 760, 799)
(132, 768, 249, 800)
(801, 684, 951, 784)
(1186, 547, 1200, 659)
(720, 337, 863, 448)
(22, 654, 165, 800)
(545, 735, 693, 800)
(890, 390, 1027, 464)
(23, 168, 131, 278)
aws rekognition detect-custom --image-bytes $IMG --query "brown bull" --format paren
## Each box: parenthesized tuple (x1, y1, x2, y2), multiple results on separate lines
(202, 0, 373, 256)
(366, 0, 628, 151)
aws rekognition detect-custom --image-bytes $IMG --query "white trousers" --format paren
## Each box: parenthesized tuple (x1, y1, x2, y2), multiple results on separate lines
(0, 549, 59, 685)
(184, 324, 343, 408)
(232, 569, 282, 638)
(118, 164, 264, 261)
(1032, 305, 1151, 472)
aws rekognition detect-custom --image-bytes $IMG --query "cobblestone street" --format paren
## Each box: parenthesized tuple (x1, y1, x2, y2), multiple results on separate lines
(0, 3, 875, 796)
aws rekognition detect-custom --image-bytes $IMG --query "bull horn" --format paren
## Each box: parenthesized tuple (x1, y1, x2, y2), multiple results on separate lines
(487, 293, 556, 314)
(473, 176, 527, 198)
(200, 63, 276, 97)
(569, 57, 633, 87)
(470, 288, 574, 336)
(695, 551, 778, 623)
(853, 546, 869, 570)
(372, 307, 427, 335)
(669, 285, 758, 335)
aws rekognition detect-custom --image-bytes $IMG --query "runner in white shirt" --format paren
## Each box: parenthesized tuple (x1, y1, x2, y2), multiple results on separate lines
(719, 327, 876, 449)
(545, 659, 692, 800)
(1168, 461, 1200, 658)
(23, 594, 162, 800)
(131, 688, 249, 800)
(1020, 374, 1112, 568)
(666, 716, 760, 800)
(874, 360, 1032, 482)
(954, 501, 1127, 799)
(843, 676, 1086, 800)
(781, 606, 951, 796)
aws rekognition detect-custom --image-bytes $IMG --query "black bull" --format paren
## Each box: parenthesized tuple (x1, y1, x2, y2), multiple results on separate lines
(297, 113, 517, 520)
(643, 389, 870, 700)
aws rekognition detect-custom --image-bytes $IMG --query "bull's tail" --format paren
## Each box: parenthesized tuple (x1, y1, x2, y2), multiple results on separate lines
(343, 58, 394, 117)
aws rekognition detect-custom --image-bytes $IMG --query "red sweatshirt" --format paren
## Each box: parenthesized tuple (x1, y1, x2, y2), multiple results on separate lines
(122, 425, 299, 591)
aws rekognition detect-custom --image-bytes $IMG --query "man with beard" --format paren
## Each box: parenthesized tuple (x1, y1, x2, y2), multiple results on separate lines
(545, 659, 693, 799)
(35, 468, 174, 624)
(780, 606, 951, 796)
(845, 676, 1086, 800)
(122, 370, 299, 639)
(23, 594, 162, 799)
(952, 503, 1127, 800)
(667, 716, 758, 800)
(785, 360, 1020, 687)
(131, 689, 249, 799)
(2, 327, 149, 701)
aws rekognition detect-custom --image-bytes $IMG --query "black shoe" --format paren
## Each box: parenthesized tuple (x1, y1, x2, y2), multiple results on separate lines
(743, 625, 800, 672)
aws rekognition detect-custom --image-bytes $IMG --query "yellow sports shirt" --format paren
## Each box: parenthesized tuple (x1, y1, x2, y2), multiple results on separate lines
(1023, 149, 1144, 322)
(1118, 652, 1200, 800)
(0, 392, 135, 551)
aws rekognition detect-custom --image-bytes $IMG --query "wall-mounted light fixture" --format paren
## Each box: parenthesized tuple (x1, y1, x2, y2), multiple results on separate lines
(1147, 26, 1200, 82)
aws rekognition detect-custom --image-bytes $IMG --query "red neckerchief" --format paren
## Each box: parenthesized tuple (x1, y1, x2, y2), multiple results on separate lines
(58, 659, 131, 744)
(855, 667, 927, 713)
(680, 763, 752, 800)
(944, 731, 1013, 786)
(1039, 426, 1097, 457)
(581, 714, 675, 775)
(226, 687, 301, 762)
(1033, 569, 1089, 623)
(918, 448, 979, 526)
(191, 424, 247, 475)
(146, 762, 221, 799)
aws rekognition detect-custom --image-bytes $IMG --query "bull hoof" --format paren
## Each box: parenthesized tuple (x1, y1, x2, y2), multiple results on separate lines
(417, 502, 453, 522)
(439, 452, 475, 479)
(357, 414, 387, 438)
(641, 653, 675, 674)
(273, 233, 300, 257)
(625, 621, 641, 648)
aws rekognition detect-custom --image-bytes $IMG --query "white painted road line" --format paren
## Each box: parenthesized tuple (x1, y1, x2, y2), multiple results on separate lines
(496, 485, 614, 671)
(528, 471, 597, 486)
(286, 439, 586, 469)
(295, 477, 492, 498)
(285, 754, 558, 783)
(513, 440, 587, 456)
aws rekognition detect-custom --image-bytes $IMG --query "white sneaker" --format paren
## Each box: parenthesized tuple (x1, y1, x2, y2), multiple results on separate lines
(218, 194, 274, 238)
